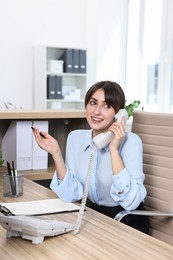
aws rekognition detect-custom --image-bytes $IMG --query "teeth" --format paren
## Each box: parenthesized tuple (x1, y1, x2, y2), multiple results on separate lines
(92, 117, 102, 121)
(92, 117, 102, 123)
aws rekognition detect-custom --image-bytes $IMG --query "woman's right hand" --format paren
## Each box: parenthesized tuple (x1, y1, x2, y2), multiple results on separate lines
(32, 127, 60, 156)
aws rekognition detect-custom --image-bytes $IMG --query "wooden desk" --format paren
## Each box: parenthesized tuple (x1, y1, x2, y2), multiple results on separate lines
(0, 109, 86, 119)
(0, 175, 173, 259)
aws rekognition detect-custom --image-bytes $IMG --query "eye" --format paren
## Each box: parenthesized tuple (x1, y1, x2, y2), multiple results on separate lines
(103, 103, 110, 109)
(89, 99, 96, 105)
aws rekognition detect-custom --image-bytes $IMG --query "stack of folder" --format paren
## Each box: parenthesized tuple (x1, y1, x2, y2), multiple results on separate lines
(47, 75, 63, 99)
(2, 121, 48, 171)
(60, 49, 86, 74)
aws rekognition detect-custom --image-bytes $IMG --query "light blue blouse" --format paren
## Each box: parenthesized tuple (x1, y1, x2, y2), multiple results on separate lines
(50, 129, 147, 210)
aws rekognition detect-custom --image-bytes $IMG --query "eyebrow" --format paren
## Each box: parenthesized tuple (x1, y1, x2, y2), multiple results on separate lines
(90, 97, 106, 103)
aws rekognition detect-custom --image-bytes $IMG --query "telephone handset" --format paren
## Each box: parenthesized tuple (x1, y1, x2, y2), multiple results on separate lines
(93, 109, 128, 149)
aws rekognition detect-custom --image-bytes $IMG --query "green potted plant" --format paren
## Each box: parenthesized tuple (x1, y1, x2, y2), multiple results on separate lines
(125, 100, 143, 118)
(0, 151, 4, 167)
(124, 100, 143, 132)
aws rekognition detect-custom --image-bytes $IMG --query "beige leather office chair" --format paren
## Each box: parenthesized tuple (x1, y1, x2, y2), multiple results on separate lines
(115, 111, 173, 246)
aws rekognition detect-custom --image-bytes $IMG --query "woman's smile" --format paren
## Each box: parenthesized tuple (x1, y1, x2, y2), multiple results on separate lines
(91, 116, 103, 124)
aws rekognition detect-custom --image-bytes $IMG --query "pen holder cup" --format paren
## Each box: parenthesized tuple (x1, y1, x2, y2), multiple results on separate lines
(3, 173, 23, 197)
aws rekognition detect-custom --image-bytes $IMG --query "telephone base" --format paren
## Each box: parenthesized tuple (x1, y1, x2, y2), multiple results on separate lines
(6, 230, 44, 244)
(0, 215, 75, 245)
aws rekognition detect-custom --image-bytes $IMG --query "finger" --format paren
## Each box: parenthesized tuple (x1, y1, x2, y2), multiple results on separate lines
(111, 124, 125, 138)
(33, 128, 43, 142)
(39, 131, 48, 139)
(121, 116, 125, 126)
(115, 126, 124, 138)
(31, 126, 39, 134)
(40, 132, 46, 138)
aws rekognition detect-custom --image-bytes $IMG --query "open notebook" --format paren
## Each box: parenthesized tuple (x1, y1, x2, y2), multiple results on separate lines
(0, 198, 80, 216)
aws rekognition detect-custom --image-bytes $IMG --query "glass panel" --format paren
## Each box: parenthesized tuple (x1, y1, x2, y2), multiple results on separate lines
(126, 0, 162, 112)
(141, 0, 162, 111)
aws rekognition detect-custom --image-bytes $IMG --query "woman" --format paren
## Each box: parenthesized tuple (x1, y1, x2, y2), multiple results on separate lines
(32, 81, 149, 234)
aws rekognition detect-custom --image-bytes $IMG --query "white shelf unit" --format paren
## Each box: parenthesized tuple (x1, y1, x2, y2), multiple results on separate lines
(33, 46, 87, 109)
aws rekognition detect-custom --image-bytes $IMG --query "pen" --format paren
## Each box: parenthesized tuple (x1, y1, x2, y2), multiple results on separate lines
(6, 161, 16, 196)
(31, 126, 45, 138)
(12, 161, 19, 196)
(6, 161, 12, 176)
(12, 161, 16, 176)
(11, 160, 19, 196)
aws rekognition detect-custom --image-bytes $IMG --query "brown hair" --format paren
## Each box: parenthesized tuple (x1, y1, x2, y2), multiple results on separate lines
(85, 81, 125, 113)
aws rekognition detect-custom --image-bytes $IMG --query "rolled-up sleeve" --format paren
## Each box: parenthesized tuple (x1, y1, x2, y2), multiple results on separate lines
(112, 168, 131, 195)
(50, 166, 84, 202)
(110, 133, 147, 210)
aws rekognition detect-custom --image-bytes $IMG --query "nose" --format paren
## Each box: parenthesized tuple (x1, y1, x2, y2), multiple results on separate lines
(94, 105, 101, 115)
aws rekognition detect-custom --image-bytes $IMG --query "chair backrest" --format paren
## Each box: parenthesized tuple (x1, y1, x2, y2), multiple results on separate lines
(132, 111, 173, 246)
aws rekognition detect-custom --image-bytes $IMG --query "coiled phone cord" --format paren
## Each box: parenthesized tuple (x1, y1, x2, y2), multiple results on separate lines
(74, 146, 96, 234)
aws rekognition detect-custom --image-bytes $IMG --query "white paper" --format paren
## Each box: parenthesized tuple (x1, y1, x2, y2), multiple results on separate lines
(1, 198, 80, 216)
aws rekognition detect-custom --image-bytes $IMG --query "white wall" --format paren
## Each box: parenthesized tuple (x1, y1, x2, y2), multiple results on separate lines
(94, 0, 128, 87)
(0, 0, 128, 109)
(86, 0, 128, 88)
